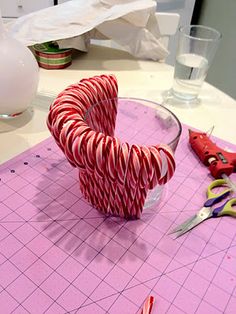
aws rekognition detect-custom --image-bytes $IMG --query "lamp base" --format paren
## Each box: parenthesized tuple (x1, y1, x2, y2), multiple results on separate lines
(0, 111, 24, 119)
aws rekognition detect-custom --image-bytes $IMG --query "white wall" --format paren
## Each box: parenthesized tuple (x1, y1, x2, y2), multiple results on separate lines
(156, 0, 196, 65)
(198, 0, 236, 100)
(0, 0, 54, 17)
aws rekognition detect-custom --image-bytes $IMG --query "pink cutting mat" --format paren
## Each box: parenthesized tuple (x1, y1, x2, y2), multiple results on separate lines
(1, 110, 236, 313)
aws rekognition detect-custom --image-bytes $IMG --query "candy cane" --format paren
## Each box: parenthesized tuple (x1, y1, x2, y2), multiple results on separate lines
(141, 296, 155, 314)
(47, 74, 176, 219)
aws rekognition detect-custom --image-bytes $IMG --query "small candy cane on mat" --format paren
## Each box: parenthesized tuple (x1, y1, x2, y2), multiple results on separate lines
(141, 296, 155, 314)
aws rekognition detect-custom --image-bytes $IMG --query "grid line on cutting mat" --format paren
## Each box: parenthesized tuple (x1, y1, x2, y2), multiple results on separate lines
(0, 122, 236, 314)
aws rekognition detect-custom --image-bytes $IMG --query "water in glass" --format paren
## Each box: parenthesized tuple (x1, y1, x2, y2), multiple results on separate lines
(172, 53, 208, 101)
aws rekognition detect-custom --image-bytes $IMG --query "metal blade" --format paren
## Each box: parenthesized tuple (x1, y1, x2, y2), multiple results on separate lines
(221, 173, 236, 192)
(175, 207, 212, 238)
(174, 215, 205, 238)
(168, 214, 197, 235)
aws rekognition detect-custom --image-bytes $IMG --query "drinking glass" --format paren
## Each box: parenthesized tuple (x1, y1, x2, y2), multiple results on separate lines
(163, 25, 221, 105)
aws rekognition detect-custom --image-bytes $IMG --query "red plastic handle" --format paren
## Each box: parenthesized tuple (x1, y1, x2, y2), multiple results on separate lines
(189, 130, 236, 178)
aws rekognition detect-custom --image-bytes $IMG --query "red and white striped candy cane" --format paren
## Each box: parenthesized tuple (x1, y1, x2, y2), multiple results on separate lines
(95, 135, 113, 179)
(141, 296, 155, 314)
(72, 127, 92, 170)
(47, 74, 176, 219)
(83, 132, 104, 174)
(158, 144, 176, 183)
(129, 146, 152, 218)
(115, 142, 132, 217)
(106, 137, 121, 215)
(107, 137, 120, 182)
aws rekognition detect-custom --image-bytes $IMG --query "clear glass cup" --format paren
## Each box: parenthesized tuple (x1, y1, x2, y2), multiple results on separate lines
(84, 97, 182, 214)
(163, 25, 222, 106)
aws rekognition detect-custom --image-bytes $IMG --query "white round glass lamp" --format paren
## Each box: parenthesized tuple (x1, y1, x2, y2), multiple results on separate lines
(0, 13, 39, 118)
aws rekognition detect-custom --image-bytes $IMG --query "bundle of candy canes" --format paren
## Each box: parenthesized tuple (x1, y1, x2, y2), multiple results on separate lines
(47, 74, 176, 219)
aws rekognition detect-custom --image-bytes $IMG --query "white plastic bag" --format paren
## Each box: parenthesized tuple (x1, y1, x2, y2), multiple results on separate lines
(8, 0, 168, 60)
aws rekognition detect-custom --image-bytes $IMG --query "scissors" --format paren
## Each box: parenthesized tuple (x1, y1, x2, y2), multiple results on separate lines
(170, 179, 236, 238)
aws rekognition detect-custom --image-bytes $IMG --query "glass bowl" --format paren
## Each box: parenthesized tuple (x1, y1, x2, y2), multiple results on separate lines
(84, 97, 182, 212)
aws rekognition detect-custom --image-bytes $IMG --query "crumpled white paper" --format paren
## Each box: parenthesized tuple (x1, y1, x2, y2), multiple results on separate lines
(8, 0, 169, 60)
